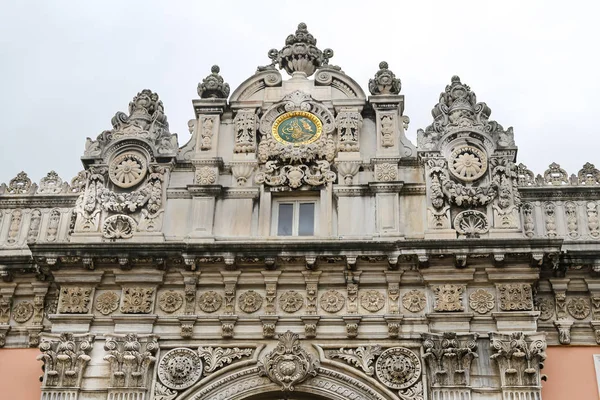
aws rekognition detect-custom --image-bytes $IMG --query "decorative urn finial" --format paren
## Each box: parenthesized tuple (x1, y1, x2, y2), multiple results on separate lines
(266, 23, 334, 77)
(369, 61, 401, 95)
(197, 65, 230, 99)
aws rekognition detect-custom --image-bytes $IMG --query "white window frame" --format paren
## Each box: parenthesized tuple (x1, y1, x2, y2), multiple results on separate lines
(271, 197, 319, 237)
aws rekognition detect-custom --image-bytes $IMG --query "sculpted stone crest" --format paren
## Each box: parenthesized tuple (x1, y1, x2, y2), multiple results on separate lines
(258, 330, 319, 391)
(158, 348, 203, 390)
(375, 347, 421, 390)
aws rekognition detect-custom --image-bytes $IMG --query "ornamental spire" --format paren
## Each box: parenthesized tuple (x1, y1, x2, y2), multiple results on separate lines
(197, 65, 230, 99)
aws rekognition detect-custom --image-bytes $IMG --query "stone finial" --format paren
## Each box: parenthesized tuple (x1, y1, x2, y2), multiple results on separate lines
(264, 23, 334, 77)
(368, 61, 401, 95)
(197, 65, 230, 99)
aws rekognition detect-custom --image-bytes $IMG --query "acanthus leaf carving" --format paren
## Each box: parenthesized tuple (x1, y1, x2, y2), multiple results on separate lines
(103, 333, 158, 388)
(58, 287, 92, 314)
(37, 332, 94, 388)
(432, 284, 464, 312)
(121, 287, 155, 314)
(233, 109, 257, 153)
(422, 332, 479, 387)
(335, 108, 362, 152)
(197, 346, 253, 374)
(328, 345, 382, 376)
(490, 332, 547, 387)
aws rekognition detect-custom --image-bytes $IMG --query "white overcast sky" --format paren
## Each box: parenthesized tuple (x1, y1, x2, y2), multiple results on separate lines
(1, 0, 599, 185)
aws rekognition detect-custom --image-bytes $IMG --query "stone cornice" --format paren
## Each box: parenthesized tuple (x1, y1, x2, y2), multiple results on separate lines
(519, 186, 600, 201)
(0, 194, 79, 209)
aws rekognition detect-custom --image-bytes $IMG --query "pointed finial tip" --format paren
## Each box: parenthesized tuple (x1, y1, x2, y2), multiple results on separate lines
(451, 75, 461, 83)
(379, 61, 389, 69)
(211, 65, 220, 74)
(298, 22, 307, 29)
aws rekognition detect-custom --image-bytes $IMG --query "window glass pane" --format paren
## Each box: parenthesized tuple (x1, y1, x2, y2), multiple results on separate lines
(277, 203, 294, 236)
(298, 203, 315, 236)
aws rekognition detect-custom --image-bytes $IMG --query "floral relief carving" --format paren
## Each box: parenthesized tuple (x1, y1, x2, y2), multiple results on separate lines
(320, 289, 345, 313)
(449, 146, 487, 182)
(375, 163, 398, 182)
(433, 284, 464, 312)
(102, 214, 136, 239)
(233, 109, 257, 153)
(402, 290, 426, 313)
(328, 345, 382, 376)
(38, 171, 67, 194)
(535, 297, 554, 321)
(279, 290, 304, 313)
(498, 283, 533, 311)
(335, 108, 362, 152)
(544, 203, 557, 237)
(121, 287, 155, 314)
(587, 202, 600, 238)
(7, 210, 22, 244)
(258, 330, 319, 391)
(37, 333, 94, 388)
(578, 162, 600, 185)
(46, 209, 61, 242)
(7, 171, 32, 194)
(567, 297, 591, 320)
(195, 166, 217, 185)
(103, 333, 158, 388)
(13, 301, 34, 323)
(58, 287, 92, 314)
(198, 291, 223, 313)
(360, 290, 385, 312)
(158, 348, 203, 390)
(543, 162, 568, 185)
(197, 346, 253, 374)
(200, 116, 215, 150)
(565, 201, 579, 238)
(422, 332, 479, 387)
(380, 114, 395, 147)
(158, 291, 184, 314)
(95, 291, 120, 315)
(469, 289, 495, 314)
(238, 290, 263, 313)
(109, 152, 148, 188)
(27, 209, 42, 242)
(375, 347, 422, 390)
(522, 203, 535, 238)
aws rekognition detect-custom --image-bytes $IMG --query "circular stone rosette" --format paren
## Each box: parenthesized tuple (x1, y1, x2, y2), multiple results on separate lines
(448, 145, 487, 182)
(109, 151, 148, 188)
(198, 291, 223, 313)
(375, 347, 421, 390)
(238, 290, 263, 313)
(159, 290, 184, 313)
(279, 290, 304, 313)
(158, 348, 203, 390)
(320, 289, 345, 313)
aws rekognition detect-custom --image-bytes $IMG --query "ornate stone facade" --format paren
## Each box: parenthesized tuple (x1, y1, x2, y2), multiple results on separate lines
(0, 21, 599, 400)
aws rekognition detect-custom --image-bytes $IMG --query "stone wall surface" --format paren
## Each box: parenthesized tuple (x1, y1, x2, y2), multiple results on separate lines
(0, 22, 599, 400)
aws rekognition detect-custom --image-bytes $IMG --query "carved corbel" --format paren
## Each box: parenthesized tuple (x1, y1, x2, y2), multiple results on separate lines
(219, 316, 238, 339)
(493, 253, 506, 266)
(302, 271, 321, 316)
(118, 258, 131, 270)
(345, 271, 361, 314)
(301, 315, 320, 338)
(346, 255, 357, 270)
(554, 320, 573, 345)
(531, 253, 544, 267)
(385, 271, 402, 314)
(343, 316, 362, 338)
(455, 254, 468, 268)
(304, 255, 316, 270)
(183, 257, 196, 271)
(384, 315, 403, 338)
(260, 315, 279, 338)
(183, 274, 198, 315)
(82, 257, 94, 270)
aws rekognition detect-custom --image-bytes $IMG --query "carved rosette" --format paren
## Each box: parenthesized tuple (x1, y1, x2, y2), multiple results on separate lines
(198, 291, 223, 313)
(402, 290, 426, 313)
(95, 291, 120, 315)
(449, 146, 487, 182)
(13, 301, 34, 323)
(359, 290, 385, 312)
(258, 330, 319, 391)
(238, 290, 263, 314)
(158, 291, 184, 314)
(469, 289, 495, 314)
(109, 152, 148, 188)
(158, 348, 203, 390)
(567, 297, 591, 320)
(320, 289, 345, 313)
(535, 297, 554, 321)
(279, 291, 304, 313)
(121, 287, 155, 314)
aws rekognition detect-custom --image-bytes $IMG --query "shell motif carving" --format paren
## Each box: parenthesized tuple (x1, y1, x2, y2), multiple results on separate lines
(198, 291, 223, 313)
(279, 291, 304, 313)
(238, 290, 263, 314)
(449, 145, 487, 182)
(454, 210, 489, 237)
(102, 215, 137, 239)
(109, 152, 148, 188)
(320, 289, 345, 313)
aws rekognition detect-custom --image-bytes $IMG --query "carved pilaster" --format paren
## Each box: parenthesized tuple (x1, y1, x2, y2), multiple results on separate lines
(302, 271, 321, 316)
(103, 333, 158, 391)
(489, 332, 547, 398)
(38, 332, 94, 391)
(183, 274, 198, 315)
(385, 271, 402, 314)
(346, 271, 361, 314)
(422, 332, 479, 397)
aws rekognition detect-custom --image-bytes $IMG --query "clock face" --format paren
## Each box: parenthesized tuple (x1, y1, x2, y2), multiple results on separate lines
(272, 111, 322, 145)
